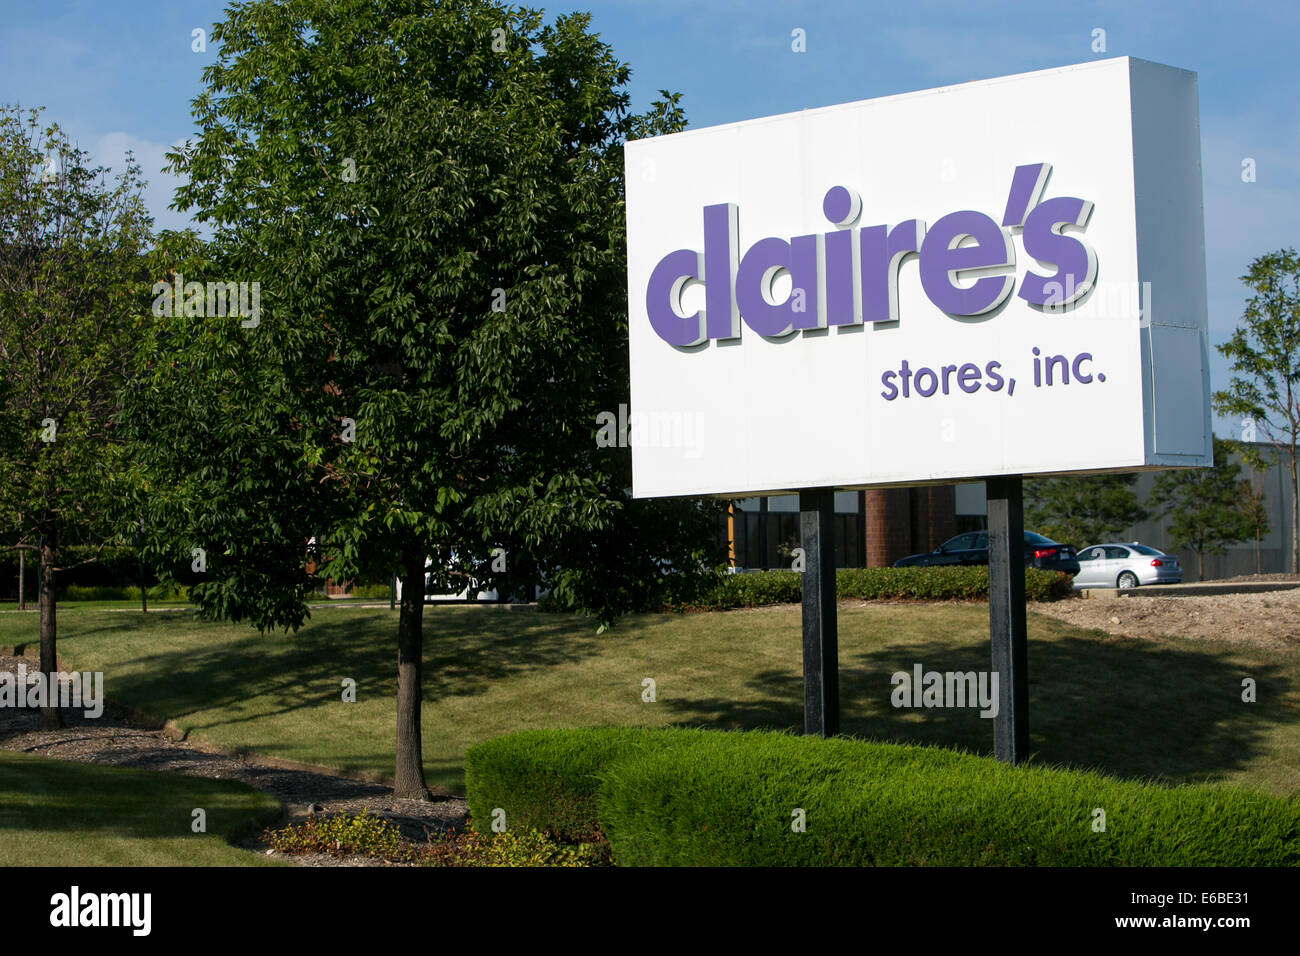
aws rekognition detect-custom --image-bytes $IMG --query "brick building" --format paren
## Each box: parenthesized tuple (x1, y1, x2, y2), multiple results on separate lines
(726, 486, 958, 570)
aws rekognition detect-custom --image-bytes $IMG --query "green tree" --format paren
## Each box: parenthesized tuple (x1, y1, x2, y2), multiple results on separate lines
(125, 0, 719, 798)
(1234, 441, 1273, 575)
(1023, 474, 1146, 547)
(1151, 436, 1254, 579)
(1237, 476, 1271, 575)
(0, 106, 154, 726)
(1214, 249, 1300, 573)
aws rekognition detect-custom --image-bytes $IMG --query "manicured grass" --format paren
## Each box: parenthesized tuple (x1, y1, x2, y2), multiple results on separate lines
(1, 601, 1296, 797)
(0, 750, 285, 866)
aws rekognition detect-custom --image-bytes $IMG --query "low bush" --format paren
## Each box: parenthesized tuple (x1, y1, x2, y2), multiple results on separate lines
(468, 728, 1300, 866)
(347, 583, 393, 600)
(684, 570, 801, 610)
(601, 731, 1300, 866)
(422, 828, 609, 867)
(263, 810, 608, 866)
(675, 566, 1071, 611)
(264, 809, 406, 859)
(464, 727, 707, 842)
(62, 583, 189, 602)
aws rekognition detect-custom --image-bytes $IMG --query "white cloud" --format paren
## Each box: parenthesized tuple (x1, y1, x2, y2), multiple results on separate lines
(90, 130, 197, 234)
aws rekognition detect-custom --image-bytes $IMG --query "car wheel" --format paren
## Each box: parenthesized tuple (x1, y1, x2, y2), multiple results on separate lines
(1117, 571, 1138, 589)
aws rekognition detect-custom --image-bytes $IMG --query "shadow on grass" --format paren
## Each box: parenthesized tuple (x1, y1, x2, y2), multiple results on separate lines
(0, 751, 279, 840)
(660, 631, 1292, 789)
(30, 606, 1295, 794)
(48, 609, 618, 737)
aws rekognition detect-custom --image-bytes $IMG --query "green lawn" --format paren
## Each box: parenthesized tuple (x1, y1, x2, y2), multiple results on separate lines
(0, 749, 285, 866)
(1, 601, 1296, 797)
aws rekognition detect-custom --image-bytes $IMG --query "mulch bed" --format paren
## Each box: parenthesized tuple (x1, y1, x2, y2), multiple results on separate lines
(0, 653, 468, 866)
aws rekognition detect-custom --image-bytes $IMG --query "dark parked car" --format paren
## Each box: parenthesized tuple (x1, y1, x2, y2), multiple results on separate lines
(892, 530, 1080, 574)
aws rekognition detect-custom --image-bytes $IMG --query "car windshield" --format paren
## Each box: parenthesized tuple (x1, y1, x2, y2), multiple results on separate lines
(1023, 531, 1055, 545)
(934, 534, 967, 551)
(1128, 544, 1163, 556)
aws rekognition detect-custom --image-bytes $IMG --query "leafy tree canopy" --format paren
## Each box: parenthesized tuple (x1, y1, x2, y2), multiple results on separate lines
(1213, 248, 1300, 573)
(1023, 473, 1147, 547)
(1151, 436, 1255, 577)
(122, 0, 723, 792)
(128, 0, 722, 631)
(0, 104, 154, 724)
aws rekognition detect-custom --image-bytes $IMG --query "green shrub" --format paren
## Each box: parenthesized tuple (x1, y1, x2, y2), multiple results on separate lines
(62, 583, 189, 602)
(689, 570, 802, 610)
(675, 566, 1071, 610)
(347, 583, 394, 600)
(596, 730, 1300, 866)
(265, 809, 405, 858)
(468, 728, 1300, 866)
(464, 727, 707, 842)
(265, 810, 608, 866)
(422, 828, 609, 867)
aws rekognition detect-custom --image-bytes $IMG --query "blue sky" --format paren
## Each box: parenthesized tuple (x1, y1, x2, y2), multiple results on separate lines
(2, 0, 1296, 437)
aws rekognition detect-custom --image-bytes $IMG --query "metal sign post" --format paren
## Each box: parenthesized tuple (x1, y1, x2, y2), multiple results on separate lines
(986, 476, 1029, 763)
(799, 488, 839, 737)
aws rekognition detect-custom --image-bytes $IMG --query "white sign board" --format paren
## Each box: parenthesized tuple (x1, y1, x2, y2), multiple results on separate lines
(625, 57, 1211, 499)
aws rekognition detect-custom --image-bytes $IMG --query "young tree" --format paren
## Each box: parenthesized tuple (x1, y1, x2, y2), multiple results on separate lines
(125, 0, 718, 798)
(1238, 477, 1271, 575)
(1233, 440, 1273, 575)
(1151, 436, 1255, 579)
(1214, 249, 1300, 573)
(1023, 474, 1146, 546)
(0, 106, 153, 726)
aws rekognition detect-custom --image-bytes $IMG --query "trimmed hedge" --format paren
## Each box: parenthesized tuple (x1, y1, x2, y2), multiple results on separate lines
(62, 583, 189, 602)
(466, 728, 1300, 866)
(464, 727, 706, 842)
(678, 566, 1071, 611)
(348, 583, 394, 600)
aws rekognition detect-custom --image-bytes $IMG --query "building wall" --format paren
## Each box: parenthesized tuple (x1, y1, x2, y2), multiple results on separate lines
(728, 486, 956, 570)
(864, 487, 955, 566)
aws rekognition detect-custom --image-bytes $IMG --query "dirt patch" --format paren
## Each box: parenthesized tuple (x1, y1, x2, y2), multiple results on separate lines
(0, 654, 468, 866)
(1032, 589, 1300, 649)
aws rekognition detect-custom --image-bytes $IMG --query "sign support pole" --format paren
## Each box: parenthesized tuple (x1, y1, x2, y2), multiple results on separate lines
(986, 475, 1029, 763)
(799, 488, 839, 736)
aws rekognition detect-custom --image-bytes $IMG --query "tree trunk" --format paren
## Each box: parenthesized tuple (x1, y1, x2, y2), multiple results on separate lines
(1291, 454, 1299, 574)
(1196, 548, 1204, 581)
(138, 548, 148, 614)
(394, 546, 430, 799)
(17, 545, 24, 611)
(38, 523, 62, 729)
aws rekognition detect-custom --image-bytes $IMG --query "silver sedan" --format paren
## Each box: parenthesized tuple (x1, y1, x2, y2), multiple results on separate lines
(1071, 542, 1183, 589)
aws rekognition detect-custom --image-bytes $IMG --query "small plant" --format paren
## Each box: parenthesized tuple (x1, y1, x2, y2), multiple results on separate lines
(264, 810, 609, 866)
(264, 810, 408, 859)
(421, 827, 610, 867)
